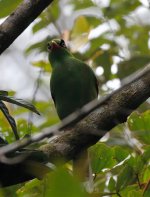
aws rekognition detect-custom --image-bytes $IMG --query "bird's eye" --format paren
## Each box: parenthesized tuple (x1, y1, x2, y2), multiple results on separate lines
(47, 43, 51, 51)
(60, 39, 66, 48)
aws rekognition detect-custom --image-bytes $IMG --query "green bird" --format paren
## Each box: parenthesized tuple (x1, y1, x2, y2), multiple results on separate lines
(47, 39, 98, 120)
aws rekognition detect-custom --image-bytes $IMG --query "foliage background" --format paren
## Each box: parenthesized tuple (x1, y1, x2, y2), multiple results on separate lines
(0, 0, 150, 196)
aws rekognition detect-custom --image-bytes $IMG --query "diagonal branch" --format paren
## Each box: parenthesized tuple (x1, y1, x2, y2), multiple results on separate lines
(40, 64, 150, 162)
(0, 64, 150, 158)
(0, 64, 149, 187)
(0, 0, 53, 54)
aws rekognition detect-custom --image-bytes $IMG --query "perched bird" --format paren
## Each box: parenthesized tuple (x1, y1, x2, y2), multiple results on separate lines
(47, 39, 98, 120)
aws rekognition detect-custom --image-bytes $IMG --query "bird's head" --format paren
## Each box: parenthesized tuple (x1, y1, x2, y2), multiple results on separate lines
(47, 39, 72, 67)
(47, 39, 67, 52)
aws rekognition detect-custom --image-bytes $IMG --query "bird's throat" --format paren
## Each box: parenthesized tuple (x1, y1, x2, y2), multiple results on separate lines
(49, 48, 72, 68)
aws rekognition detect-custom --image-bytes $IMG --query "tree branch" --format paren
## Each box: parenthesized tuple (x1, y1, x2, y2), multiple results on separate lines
(40, 64, 150, 161)
(0, 0, 53, 54)
(0, 64, 149, 187)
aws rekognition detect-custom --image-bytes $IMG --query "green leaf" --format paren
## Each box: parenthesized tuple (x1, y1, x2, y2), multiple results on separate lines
(32, 15, 50, 34)
(90, 143, 116, 173)
(126, 190, 142, 197)
(108, 177, 116, 191)
(49, 1, 60, 20)
(17, 179, 42, 197)
(127, 111, 150, 144)
(45, 168, 87, 197)
(142, 166, 150, 182)
(113, 146, 130, 162)
(144, 189, 150, 197)
(1, 184, 22, 197)
(17, 119, 38, 137)
(142, 146, 150, 164)
(84, 37, 110, 59)
(116, 165, 135, 191)
(104, 0, 140, 20)
(118, 56, 150, 79)
(71, 0, 94, 9)
(132, 156, 144, 173)
(71, 16, 91, 38)
(32, 60, 52, 73)
(25, 36, 53, 54)
(118, 25, 150, 56)
(128, 111, 150, 131)
(86, 16, 102, 28)
(71, 16, 91, 51)
(125, 156, 144, 173)
(117, 184, 141, 197)
(32, 1, 59, 33)
(0, 0, 22, 18)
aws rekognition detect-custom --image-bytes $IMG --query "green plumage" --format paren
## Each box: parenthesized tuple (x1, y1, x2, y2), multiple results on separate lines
(48, 39, 98, 120)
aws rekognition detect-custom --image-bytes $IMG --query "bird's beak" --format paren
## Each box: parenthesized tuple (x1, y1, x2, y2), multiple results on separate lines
(51, 40, 59, 49)
(47, 41, 58, 52)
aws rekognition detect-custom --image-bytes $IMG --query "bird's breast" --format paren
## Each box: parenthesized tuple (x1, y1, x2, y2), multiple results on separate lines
(50, 63, 97, 119)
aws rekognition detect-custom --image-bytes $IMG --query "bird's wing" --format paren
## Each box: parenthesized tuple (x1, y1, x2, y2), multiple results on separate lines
(72, 57, 99, 97)
(50, 77, 56, 107)
(82, 60, 99, 96)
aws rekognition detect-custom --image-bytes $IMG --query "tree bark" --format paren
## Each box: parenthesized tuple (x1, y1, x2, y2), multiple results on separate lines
(0, 0, 53, 54)
(40, 64, 150, 162)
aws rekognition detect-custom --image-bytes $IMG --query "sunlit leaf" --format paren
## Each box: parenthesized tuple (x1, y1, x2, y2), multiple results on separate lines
(0, 0, 22, 18)
(71, 16, 90, 38)
(142, 166, 150, 183)
(71, 16, 91, 51)
(17, 179, 42, 197)
(32, 60, 52, 73)
(90, 143, 116, 173)
(124, 190, 142, 197)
